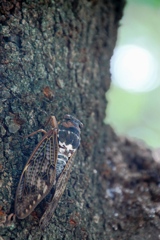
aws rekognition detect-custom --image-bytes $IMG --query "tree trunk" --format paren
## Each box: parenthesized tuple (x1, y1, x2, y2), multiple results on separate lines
(1, 1, 160, 240)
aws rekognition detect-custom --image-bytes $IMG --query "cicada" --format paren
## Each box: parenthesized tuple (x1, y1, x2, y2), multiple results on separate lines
(15, 114, 83, 229)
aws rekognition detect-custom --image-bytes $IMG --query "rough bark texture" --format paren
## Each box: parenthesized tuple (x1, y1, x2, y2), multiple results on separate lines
(1, 0, 160, 240)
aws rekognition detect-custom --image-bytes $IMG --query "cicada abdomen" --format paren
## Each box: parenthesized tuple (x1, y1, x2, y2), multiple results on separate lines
(15, 114, 83, 229)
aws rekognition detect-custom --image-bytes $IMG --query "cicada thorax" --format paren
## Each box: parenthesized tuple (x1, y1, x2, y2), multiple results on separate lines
(56, 117, 81, 178)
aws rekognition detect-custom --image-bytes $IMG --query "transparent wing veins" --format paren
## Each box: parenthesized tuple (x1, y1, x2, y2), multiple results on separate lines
(39, 153, 75, 230)
(15, 128, 58, 219)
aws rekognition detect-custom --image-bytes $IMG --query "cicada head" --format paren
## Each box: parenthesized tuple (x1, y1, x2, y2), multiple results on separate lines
(63, 114, 83, 131)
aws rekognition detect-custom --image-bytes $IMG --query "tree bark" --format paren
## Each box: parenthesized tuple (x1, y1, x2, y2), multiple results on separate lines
(1, 1, 160, 240)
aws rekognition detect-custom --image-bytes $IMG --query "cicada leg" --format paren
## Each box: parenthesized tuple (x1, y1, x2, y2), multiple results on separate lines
(23, 116, 58, 139)
(44, 116, 58, 129)
(24, 129, 47, 139)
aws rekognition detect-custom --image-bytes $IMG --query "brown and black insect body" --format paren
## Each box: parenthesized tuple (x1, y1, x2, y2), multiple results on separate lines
(15, 115, 83, 229)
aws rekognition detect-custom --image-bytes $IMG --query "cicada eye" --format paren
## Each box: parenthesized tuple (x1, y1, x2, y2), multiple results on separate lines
(64, 115, 83, 129)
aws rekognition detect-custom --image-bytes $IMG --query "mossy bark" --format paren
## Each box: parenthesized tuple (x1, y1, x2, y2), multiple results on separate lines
(1, 1, 160, 240)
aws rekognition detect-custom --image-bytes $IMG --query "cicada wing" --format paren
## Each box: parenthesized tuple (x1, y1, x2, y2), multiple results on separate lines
(39, 153, 75, 230)
(15, 128, 59, 219)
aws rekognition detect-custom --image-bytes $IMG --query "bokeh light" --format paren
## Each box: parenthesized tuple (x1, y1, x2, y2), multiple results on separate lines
(111, 45, 159, 92)
(105, 1, 160, 148)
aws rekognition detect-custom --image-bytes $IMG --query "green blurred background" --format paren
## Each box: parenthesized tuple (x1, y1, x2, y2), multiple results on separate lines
(105, 0, 160, 148)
